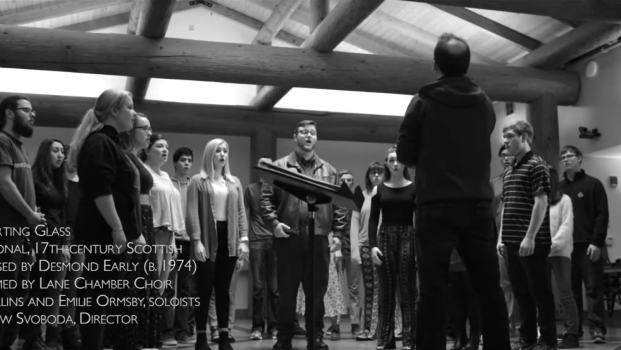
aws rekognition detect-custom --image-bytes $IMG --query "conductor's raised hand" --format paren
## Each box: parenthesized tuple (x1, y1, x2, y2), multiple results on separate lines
(274, 223, 290, 238)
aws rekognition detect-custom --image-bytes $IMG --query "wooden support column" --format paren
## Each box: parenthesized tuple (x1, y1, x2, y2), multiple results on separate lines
(250, 129, 277, 183)
(309, 0, 329, 33)
(125, 0, 176, 101)
(527, 93, 560, 168)
(250, 0, 384, 110)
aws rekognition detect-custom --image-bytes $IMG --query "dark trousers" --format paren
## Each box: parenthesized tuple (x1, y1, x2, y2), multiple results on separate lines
(415, 201, 510, 350)
(275, 232, 329, 340)
(376, 225, 417, 348)
(0, 236, 30, 350)
(195, 222, 238, 332)
(449, 271, 481, 341)
(505, 244, 557, 346)
(79, 251, 128, 350)
(359, 245, 375, 334)
(249, 238, 278, 332)
(162, 240, 196, 336)
(571, 243, 606, 335)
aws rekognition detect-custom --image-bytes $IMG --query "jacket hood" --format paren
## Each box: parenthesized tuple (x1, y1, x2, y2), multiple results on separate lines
(419, 76, 485, 108)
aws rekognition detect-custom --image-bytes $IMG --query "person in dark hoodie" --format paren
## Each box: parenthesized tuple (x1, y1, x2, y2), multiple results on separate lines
(396, 33, 510, 350)
(559, 145, 609, 344)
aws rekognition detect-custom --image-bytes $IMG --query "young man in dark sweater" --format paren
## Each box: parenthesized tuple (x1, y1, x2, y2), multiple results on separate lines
(559, 145, 609, 344)
(499, 120, 556, 350)
(396, 33, 510, 350)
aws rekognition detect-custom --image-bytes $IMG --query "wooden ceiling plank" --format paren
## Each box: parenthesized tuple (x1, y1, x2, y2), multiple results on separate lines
(0, 0, 126, 25)
(399, 0, 621, 24)
(431, 4, 542, 50)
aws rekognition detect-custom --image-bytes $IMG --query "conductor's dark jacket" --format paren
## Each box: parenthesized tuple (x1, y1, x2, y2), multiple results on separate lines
(397, 76, 496, 205)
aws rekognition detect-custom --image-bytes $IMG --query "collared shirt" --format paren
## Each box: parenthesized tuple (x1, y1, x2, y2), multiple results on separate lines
(501, 151, 551, 245)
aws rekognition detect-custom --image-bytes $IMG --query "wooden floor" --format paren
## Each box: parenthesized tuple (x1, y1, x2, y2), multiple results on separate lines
(141, 317, 621, 350)
(12, 317, 621, 350)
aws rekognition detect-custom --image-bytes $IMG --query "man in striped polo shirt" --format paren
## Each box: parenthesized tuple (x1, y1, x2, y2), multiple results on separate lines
(498, 120, 556, 350)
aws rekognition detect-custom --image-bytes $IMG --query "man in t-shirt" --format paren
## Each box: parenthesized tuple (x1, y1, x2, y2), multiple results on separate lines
(162, 147, 197, 345)
(559, 145, 609, 344)
(498, 120, 556, 350)
(0, 95, 46, 349)
(491, 145, 519, 334)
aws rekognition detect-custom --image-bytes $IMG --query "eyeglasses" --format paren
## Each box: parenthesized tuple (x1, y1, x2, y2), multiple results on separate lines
(370, 169, 384, 176)
(298, 130, 317, 136)
(14, 107, 35, 115)
(560, 154, 576, 161)
(134, 125, 152, 132)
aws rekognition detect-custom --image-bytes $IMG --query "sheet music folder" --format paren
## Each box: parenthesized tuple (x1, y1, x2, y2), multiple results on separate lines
(254, 163, 364, 212)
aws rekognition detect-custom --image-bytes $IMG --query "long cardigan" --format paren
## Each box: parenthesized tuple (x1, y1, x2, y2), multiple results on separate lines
(186, 174, 248, 262)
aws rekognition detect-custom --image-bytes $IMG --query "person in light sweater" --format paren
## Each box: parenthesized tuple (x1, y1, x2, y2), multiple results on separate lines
(548, 165, 580, 349)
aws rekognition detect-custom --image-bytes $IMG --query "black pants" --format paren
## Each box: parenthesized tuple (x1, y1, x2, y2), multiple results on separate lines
(275, 231, 329, 340)
(571, 243, 606, 335)
(0, 236, 30, 350)
(162, 240, 196, 336)
(415, 201, 510, 350)
(249, 238, 278, 332)
(376, 225, 417, 348)
(79, 251, 128, 350)
(449, 271, 481, 341)
(195, 222, 238, 332)
(505, 244, 557, 346)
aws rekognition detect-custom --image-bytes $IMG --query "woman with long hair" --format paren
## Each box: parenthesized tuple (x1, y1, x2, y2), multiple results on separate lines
(139, 133, 184, 296)
(186, 139, 249, 350)
(548, 165, 579, 348)
(73, 89, 142, 350)
(113, 114, 162, 350)
(23, 139, 69, 350)
(370, 146, 417, 350)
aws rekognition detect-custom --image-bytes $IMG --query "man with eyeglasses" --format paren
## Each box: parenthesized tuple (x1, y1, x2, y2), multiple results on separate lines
(0, 95, 46, 350)
(491, 145, 519, 336)
(559, 145, 609, 344)
(261, 120, 346, 350)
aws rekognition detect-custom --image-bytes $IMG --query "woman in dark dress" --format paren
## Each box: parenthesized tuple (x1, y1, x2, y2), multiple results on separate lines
(114, 113, 161, 350)
(23, 139, 69, 350)
(72, 89, 142, 350)
(370, 146, 417, 350)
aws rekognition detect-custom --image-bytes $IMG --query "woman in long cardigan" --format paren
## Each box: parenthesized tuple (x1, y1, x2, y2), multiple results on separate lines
(186, 138, 249, 350)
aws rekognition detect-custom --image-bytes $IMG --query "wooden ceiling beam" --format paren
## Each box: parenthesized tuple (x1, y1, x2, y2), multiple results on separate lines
(400, 0, 621, 23)
(0, 24, 579, 104)
(431, 5, 542, 50)
(250, 0, 384, 110)
(511, 22, 621, 69)
(0, 0, 129, 25)
(309, 0, 329, 33)
(1, 92, 403, 143)
(124, 0, 177, 101)
(252, 0, 304, 46)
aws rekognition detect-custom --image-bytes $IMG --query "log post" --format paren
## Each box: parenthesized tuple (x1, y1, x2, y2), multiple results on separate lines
(527, 93, 560, 168)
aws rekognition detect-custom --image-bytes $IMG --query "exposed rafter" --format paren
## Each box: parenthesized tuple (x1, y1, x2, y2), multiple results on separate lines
(0, 0, 130, 26)
(251, 0, 304, 46)
(1, 92, 403, 144)
(0, 24, 579, 104)
(250, 0, 384, 110)
(124, 0, 177, 101)
(126, 0, 143, 35)
(431, 5, 542, 51)
(400, 0, 621, 23)
(309, 0, 329, 33)
(512, 23, 621, 69)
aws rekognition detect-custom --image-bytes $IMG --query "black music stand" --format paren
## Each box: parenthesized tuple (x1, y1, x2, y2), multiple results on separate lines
(254, 163, 363, 349)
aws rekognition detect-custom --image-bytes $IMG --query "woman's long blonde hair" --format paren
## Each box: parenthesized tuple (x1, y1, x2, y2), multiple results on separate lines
(200, 138, 232, 181)
(66, 89, 132, 176)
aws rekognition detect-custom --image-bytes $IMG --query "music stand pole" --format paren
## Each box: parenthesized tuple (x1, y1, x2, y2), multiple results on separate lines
(307, 195, 317, 350)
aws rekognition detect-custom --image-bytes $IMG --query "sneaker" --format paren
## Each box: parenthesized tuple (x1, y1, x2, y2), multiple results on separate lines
(511, 338, 536, 350)
(211, 330, 219, 343)
(250, 330, 263, 341)
(162, 332, 177, 346)
(176, 332, 197, 344)
(270, 329, 278, 340)
(558, 333, 579, 349)
(351, 324, 360, 335)
(228, 331, 236, 343)
(326, 325, 333, 336)
(592, 332, 606, 344)
(330, 325, 340, 341)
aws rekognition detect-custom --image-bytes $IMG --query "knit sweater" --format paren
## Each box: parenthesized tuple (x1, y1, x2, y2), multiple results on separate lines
(549, 194, 574, 258)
